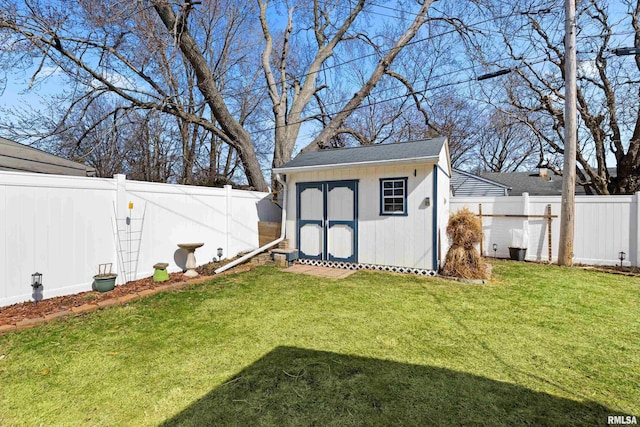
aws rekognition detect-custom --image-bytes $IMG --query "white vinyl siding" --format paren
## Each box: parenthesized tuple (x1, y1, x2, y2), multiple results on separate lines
(451, 169, 508, 197)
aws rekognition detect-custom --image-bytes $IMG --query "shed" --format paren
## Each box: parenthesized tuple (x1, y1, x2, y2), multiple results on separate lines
(0, 137, 95, 176)
(273, 137, 451, 275)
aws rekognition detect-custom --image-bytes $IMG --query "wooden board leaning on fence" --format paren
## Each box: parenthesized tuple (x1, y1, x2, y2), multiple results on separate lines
(476, 204, 557, 262)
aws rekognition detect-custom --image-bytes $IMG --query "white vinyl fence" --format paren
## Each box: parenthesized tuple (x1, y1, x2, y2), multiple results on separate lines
(0, 172, 280, 307)
(450, 193, 640, 267)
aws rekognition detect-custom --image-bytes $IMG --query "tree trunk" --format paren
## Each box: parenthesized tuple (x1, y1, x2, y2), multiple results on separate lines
(151, 1, 268, 191)
(300, 0, 433, 154)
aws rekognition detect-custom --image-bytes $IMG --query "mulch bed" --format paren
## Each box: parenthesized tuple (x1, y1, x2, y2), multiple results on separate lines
(495, 258, 640, 277)
(0, 259, 248, 328)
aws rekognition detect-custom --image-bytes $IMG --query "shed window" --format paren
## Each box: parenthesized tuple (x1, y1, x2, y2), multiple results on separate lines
(380, 177, 408, 216)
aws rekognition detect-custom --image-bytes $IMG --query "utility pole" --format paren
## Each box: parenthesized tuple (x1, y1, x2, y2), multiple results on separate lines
(558, 0, 577, 266)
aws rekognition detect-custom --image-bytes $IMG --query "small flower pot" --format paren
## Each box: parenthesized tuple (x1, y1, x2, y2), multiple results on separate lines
(508, 247, 527, 261)
(93, 274, 117, 292)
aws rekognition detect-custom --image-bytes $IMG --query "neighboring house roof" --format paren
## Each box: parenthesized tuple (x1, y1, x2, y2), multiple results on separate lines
(451, 168, 509, 197)
(478, 169, 588, 196)
(273, 137, 448, 174)
(0, 137, 95, 177)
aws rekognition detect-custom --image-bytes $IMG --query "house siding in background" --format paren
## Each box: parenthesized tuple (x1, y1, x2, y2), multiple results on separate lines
(451, 169, 509, 197)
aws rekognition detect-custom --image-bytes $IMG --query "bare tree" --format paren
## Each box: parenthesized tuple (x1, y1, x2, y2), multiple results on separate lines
(125, 112, 180, 182)
(0, 0, 266, 187)
(0, 0, 439, 191)
(308, 10, 486, 165)
(258, 0, 434, 182)
(308, 62, 415, 148)
(476, 109, 538, 172)
(53, 98, 133, 178)
(472, 0, 640, 194)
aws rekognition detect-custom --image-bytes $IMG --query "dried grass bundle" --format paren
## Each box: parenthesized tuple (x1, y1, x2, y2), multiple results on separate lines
(441, 208, 488, 280)
(441, 245, 488, 280)
(447, 208, 483, 249)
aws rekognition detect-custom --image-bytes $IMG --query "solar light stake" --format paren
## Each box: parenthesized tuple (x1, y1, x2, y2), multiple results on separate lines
(493, 243, 498, 258)
(217, 247, 224, 260)
(619, 251, 626, 267)
(31, 272, 43, 304)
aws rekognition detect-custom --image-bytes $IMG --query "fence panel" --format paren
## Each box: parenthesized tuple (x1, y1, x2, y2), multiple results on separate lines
(525, 197, 560, 263)
(573, 196, 634, 265)
(451, 193, 639, 267)
(0, 172, 280, 306)
(0, 173, 117, 305)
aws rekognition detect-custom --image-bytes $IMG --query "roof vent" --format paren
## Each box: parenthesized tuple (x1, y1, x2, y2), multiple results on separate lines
(539, 168, 550, 180)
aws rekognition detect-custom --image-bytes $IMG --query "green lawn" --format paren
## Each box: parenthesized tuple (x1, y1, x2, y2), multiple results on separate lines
(0, 262, 638, 426)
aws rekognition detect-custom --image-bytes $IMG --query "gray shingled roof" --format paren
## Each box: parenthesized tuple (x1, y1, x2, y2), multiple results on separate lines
(273, 137, 447, 172)
(479, 171, 588, 196)
(0, 137, 95, 176)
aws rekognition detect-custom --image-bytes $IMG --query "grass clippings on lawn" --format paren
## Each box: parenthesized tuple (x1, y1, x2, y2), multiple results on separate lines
(0, 261, 638, 426)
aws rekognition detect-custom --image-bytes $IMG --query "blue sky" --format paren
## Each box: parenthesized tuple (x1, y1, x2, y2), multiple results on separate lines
(0, 0, 635, 156)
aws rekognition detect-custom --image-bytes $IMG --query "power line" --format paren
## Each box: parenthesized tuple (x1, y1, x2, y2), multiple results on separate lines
(198, 9, 632, 129)
(131, 5, 631, 137)
(227, 6, 630, 100)
(242, 56, 551, 137)
(236, 52, 550, 131)
(103, 4, 607, 105)
(217, 9, 535, 99)
(331, 1, 422, 22)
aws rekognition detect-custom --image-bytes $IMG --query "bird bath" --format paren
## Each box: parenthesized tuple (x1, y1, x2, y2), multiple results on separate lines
(178, 243, 204, 277)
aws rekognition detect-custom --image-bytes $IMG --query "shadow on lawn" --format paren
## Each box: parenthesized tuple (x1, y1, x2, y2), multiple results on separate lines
(161, 346, 620, 426)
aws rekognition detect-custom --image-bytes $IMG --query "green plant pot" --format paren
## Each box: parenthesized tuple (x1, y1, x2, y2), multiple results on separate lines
(93, 274, 117, 292)
(153, 268, 169, 282)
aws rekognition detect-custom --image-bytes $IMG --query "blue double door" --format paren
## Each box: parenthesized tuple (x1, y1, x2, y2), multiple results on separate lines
(296, 180, 358, 263)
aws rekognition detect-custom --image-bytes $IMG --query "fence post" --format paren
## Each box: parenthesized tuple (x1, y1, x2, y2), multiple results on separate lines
(115, 174, 128, 282)
(115, 174, 128, 217)
(636, 192, 640, 267)
(522, 193, 530, 260)
(546, 205, 553, 263)
(522, 192, 530, 216)
(225, 185, 232, 258)
(478, 204, 483, 256)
